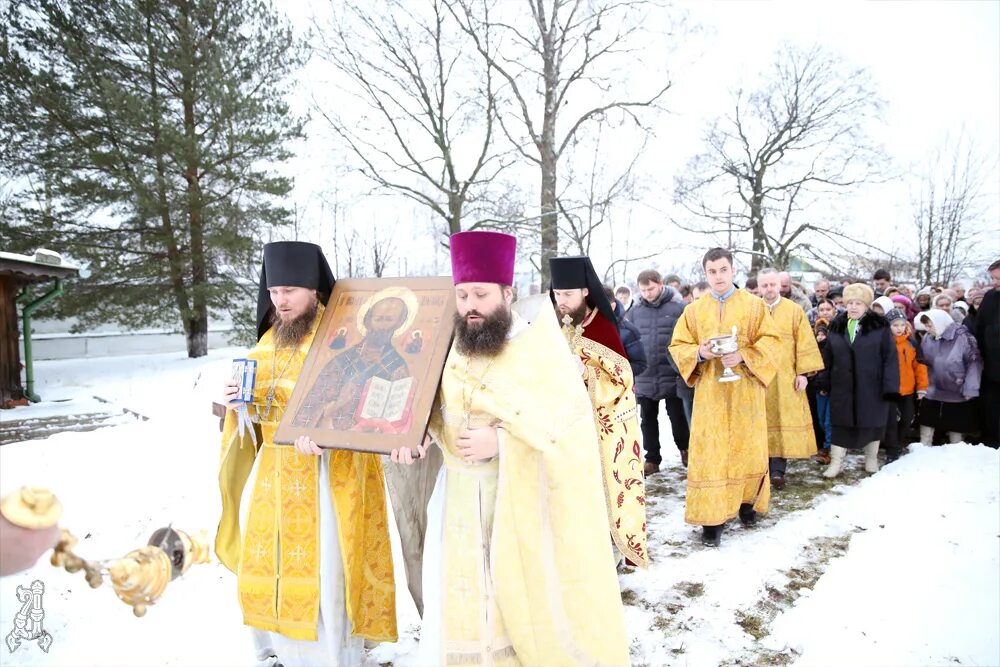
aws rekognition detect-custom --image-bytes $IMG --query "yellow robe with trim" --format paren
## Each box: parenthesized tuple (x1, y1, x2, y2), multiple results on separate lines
(668, 290, 780, 526)
(214, 307, 397, 642)
(561, 319, 649, 568)
(426, 308, 630, 667)
(764, 298, 825, 459)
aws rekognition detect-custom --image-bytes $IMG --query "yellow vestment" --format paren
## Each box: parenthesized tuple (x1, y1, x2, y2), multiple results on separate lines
(764, 298, 825, 459)
(426, 308, 630, 667)
(668, 290, 780, 526)
(214, 307, 397, 642)
(561, 315, 649, 568)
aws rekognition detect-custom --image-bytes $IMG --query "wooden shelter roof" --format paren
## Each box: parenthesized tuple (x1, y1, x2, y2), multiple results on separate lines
(0, 250, 80, 283)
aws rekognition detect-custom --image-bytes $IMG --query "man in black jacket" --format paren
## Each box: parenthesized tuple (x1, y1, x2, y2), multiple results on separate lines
(974, 259, 1000, 448)
(603, 285, 647, 377)
(626, 269, 690, 474)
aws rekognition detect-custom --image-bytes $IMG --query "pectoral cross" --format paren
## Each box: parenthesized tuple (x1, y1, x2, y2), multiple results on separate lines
(262, 387, 277, 421)
(561, 314, 584, 336)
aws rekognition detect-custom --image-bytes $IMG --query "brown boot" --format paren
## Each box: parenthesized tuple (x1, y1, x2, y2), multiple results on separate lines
(815, 449, 831, 465)
(643, 461, 659, 476)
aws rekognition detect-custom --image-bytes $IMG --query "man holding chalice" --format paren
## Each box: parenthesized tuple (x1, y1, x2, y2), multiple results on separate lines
(669, 248, 781, 547)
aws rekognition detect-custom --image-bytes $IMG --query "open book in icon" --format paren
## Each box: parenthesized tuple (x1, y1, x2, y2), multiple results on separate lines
(353, 376, 416, 433)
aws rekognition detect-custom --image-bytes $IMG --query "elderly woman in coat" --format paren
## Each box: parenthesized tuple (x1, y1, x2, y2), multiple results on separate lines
(816, 284, 900, 478)
(916, 308, 983, 444)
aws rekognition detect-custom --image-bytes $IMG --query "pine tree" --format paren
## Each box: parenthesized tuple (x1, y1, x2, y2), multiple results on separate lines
(0, 0, 305, 356)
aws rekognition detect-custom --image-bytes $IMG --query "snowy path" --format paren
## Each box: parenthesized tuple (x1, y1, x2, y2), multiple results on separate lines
(1, 351, 997, 666)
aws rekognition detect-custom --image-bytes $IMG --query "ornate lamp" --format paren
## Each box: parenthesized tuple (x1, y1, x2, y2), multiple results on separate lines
(1, 487, 210, 618)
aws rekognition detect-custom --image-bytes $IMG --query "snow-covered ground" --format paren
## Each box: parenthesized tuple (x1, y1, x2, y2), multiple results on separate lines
(1, 351, 997, 666)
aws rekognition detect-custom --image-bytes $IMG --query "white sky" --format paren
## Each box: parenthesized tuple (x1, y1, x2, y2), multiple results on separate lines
(277, 0, 1000, 284)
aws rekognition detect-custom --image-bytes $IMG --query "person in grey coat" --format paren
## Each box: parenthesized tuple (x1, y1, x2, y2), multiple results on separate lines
(625, 269, 690, 473)
(917, 308, 983, 444)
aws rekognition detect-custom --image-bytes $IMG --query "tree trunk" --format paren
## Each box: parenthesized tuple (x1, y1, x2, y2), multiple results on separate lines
(749, 177, 767, 272)
(448, 190, 462, 235)
(146, 13, 193, 348)
(539, 18, 559, 289)
(540, 152, 558, 288)
(180, 0, 208, 358)
(186, 316, 209, 358)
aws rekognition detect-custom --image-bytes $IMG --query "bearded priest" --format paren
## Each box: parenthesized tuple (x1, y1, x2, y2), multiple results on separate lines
(216, 241, 397, 667)
(392, 232, 631, 667)
(549, 255, 648, 569)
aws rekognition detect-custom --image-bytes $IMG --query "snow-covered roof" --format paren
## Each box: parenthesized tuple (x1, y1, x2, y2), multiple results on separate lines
(0, 249, 80, 281)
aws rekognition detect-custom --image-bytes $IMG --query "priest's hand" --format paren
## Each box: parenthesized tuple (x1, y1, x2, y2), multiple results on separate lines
(0, 513, 60, 577)
(222, 380, 240, 409)
(458, 427, 499, 462)
(794, 375, 808, 392)
(390, 441, 428, 465)
(698, 340, 718, 360)
(720, 350, 743, 368)
(293, 435, 323, 456)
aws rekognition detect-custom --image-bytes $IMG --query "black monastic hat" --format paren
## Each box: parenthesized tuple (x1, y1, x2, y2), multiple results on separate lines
(548, 255, 616, 325)
(256, 241, 336, 340)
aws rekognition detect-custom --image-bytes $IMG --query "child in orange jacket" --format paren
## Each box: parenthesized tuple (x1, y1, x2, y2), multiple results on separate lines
(884, 310, 928, 462)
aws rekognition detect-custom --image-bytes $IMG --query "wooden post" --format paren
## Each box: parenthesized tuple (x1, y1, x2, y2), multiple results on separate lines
(0, 274, 25, 405)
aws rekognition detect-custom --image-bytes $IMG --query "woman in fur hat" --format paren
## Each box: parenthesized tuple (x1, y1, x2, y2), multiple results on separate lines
(917, 309, 983, 444)
(815, 284, 900, 477)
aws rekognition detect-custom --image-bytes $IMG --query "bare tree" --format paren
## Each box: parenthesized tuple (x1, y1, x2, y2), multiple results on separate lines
(338, 227, 364, 278)
(912, 131, 997, 286)
(314, 0, 513, 243)
(557, 126, 644, 256)
(674, 44, 885, 273)
(368, 225, 397, 277)
(450, 0, 673, 286)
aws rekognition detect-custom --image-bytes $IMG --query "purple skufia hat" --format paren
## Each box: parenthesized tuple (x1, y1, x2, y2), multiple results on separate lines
(450, 231, 516, 285)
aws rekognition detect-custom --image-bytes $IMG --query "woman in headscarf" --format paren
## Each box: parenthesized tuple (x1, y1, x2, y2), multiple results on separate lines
(916, 309, 983, 445)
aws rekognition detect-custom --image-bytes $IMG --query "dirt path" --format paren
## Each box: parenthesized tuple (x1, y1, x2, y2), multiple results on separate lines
(621, 450, 889, 666)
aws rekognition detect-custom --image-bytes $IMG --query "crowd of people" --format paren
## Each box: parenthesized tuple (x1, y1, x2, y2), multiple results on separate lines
(614, 260, 999, 508)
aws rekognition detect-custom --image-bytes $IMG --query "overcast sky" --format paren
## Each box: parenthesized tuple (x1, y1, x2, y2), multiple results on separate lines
(278, 0, 1000, 284)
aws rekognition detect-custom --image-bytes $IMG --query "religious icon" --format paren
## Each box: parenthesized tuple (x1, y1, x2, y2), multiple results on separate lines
(274, 277, 457, 454)
(329, 327, 348, 350)
(405, 329, 423, 354)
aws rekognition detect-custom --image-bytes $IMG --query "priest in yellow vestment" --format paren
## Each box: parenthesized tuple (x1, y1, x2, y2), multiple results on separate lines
(757, 269, 825, 489)
(668, 248, 781, 547)
(215, 242, 397, 667)
(392, 231, 631, 667)
(549, 255, 648, 568)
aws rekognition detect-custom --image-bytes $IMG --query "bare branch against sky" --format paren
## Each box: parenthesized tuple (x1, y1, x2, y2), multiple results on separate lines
(672, 44, 889, 274)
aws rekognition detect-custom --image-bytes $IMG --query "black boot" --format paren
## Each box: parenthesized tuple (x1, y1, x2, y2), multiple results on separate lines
(701, 524, 722, 547)
(738, 503, 757, 527)
(680, 449, 689, 468)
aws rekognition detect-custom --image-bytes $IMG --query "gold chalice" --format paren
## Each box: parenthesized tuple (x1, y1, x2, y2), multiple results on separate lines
(707, 325, 741, 383)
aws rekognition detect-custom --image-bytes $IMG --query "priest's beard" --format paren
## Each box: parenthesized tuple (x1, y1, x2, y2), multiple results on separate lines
(271, 300, 319, 348)
(454, 306, 512, 357)
(557, 301, 588, 327)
